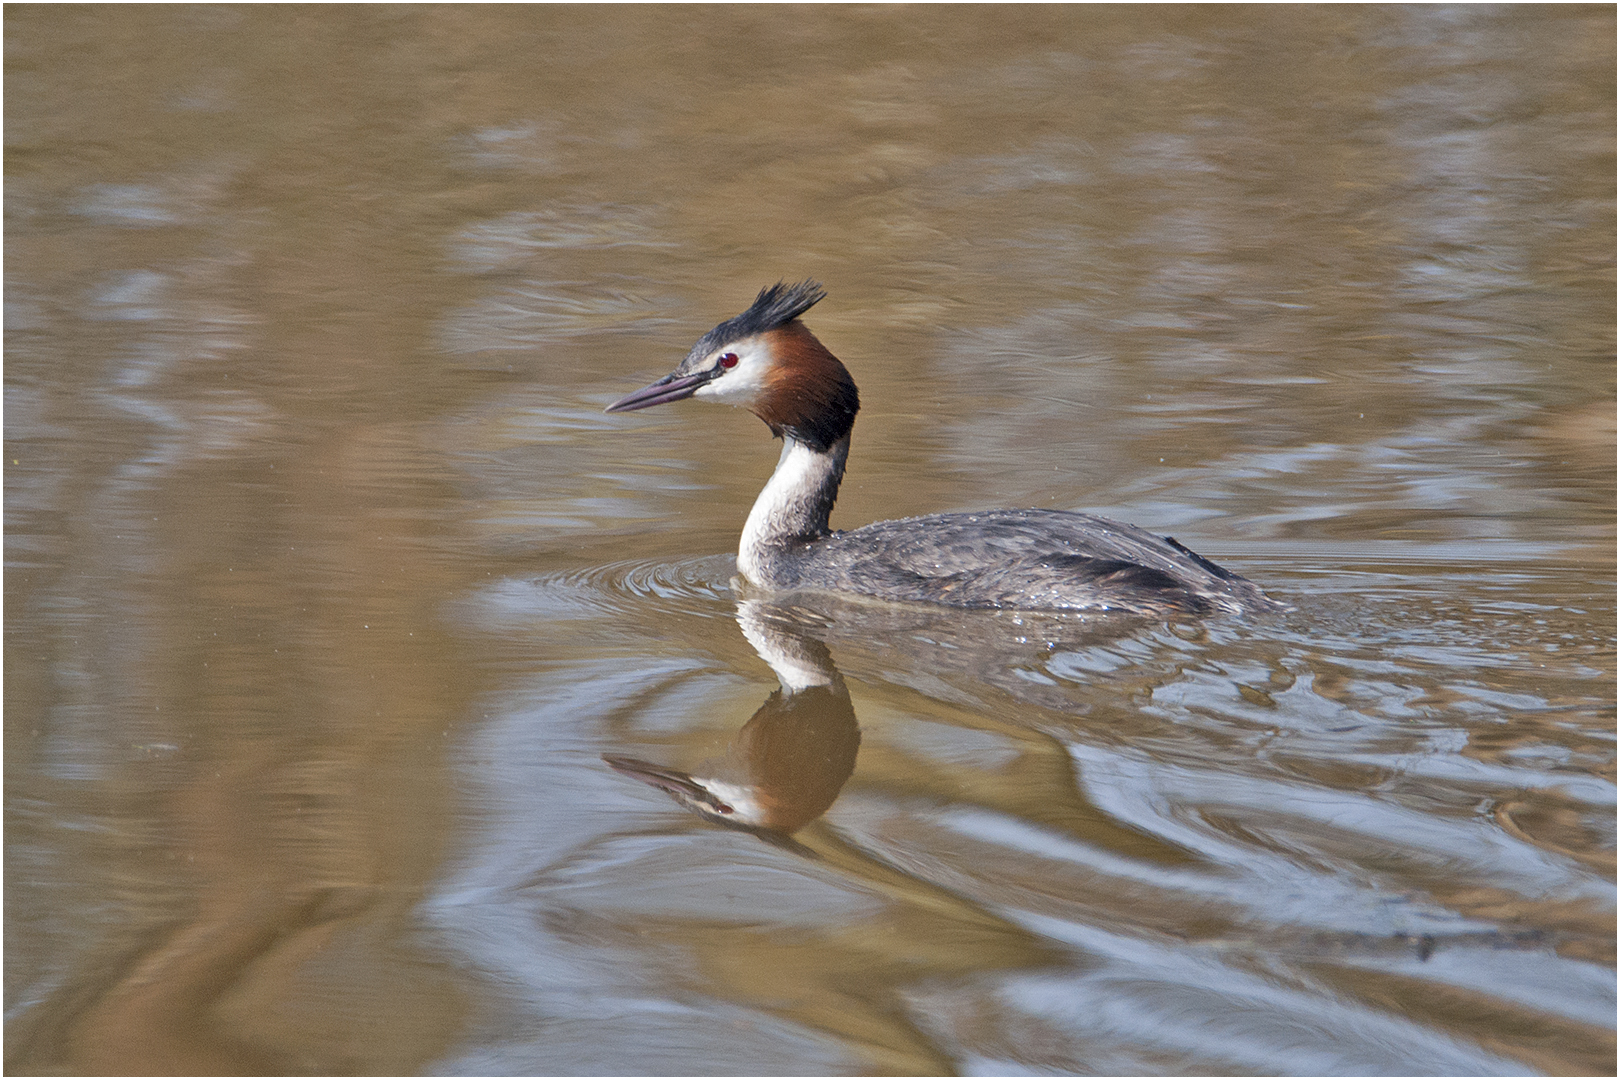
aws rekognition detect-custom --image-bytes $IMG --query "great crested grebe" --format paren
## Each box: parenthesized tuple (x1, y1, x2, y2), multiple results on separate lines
(606, 281, 1276, 616)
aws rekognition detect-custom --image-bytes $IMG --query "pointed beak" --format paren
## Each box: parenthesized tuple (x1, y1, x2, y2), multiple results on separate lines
(604, 754, 740, 817)
(603, 755, 711, 800)
(605, 369, 715, 413)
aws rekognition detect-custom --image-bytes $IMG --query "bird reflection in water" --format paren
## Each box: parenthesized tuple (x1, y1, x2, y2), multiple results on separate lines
(604, 600, 860, 847)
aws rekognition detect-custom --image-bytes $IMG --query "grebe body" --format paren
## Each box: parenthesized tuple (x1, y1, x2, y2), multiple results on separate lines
(607, 282, 1275, 617)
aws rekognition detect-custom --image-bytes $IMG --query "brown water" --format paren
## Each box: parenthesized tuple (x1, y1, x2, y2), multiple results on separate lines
(5, 6, 1614, 1075)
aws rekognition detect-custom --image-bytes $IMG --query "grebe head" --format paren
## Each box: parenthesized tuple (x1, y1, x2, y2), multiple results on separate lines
(605, 281, 860, 452)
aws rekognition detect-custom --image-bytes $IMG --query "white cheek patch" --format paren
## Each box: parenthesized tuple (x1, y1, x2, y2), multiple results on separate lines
(692, 344, 770, 407)
(695, 778, 767, 825)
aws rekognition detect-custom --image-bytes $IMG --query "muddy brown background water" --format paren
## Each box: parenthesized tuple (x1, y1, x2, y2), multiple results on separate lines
(6, 5, 1615, 1075)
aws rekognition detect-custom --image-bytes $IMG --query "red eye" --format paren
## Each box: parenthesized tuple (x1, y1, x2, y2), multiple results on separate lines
(718, 352, 739, 369)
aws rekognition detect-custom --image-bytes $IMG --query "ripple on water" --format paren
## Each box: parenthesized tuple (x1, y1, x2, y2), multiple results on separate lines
(465, 554, 738, 629)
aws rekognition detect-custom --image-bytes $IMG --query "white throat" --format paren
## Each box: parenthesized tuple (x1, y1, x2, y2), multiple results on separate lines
(736, 436, 848, 584)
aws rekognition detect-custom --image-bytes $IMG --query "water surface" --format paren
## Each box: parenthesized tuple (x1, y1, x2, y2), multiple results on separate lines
(6, 6, 1614, 1075)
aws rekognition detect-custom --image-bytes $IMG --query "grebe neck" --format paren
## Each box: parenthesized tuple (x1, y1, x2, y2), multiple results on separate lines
(738, 434, 848, 583)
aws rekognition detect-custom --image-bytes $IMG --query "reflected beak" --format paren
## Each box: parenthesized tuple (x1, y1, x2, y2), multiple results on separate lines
(604, 754, 738, 816)
(604, 755, 709, 799)
(605, 369, 715, 413)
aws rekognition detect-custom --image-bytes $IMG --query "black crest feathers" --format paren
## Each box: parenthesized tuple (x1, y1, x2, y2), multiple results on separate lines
(689, 281, 827, 359)
(731, 280, 827, 336)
